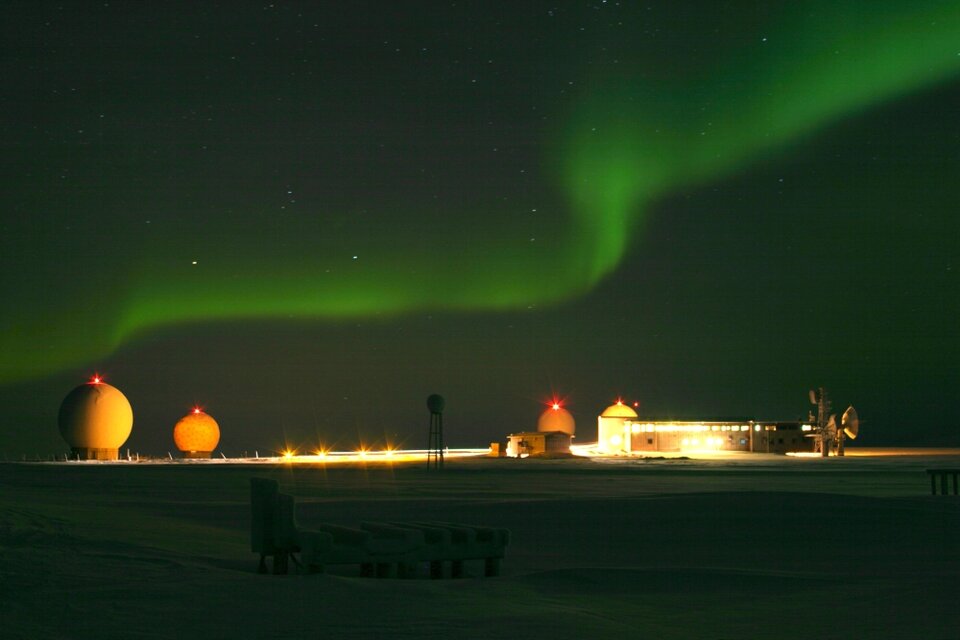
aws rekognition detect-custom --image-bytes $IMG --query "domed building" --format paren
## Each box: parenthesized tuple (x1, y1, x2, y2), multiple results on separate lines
(58, 375, 134, 460)
(597, 400, 638, 454)
(173, 408, 220, 458)
(537, 403, 575, 435)
(506, 402, 575, 458)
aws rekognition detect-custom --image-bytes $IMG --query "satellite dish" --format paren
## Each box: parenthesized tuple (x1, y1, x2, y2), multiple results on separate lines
(827, 414, 836, 431)
(842, 406, 859, 439)
(809, 389, 818, 405)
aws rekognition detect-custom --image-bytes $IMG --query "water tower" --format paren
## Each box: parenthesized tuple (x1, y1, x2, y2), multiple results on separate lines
(426, 394, 444, 469)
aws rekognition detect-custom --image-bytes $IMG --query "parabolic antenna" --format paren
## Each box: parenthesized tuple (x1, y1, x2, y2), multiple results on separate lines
(809, 389, 818, 405)
(842, 406, 859, 439)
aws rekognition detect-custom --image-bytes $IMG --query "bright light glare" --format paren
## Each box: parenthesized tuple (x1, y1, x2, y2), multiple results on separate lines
(569, 443, 594, 457)
(46, 448, 513, 465)
(284, 448, 487, 464)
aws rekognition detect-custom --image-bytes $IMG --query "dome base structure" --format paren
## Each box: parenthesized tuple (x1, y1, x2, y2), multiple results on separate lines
(181, 450, 213, 459)
(71, 447, 120, 461)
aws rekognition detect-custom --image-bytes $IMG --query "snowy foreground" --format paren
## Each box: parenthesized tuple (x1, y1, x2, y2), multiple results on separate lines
(2, 450, 959, 639)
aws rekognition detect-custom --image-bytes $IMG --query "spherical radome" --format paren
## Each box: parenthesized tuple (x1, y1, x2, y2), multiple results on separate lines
(173, 411, 220, 456)
(538, 406, 576, 435)
(58, 382, 134, 455)
(601, 402, 638, 418)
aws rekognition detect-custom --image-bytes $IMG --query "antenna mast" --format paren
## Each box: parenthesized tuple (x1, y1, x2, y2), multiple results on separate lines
(810, 387, 833, 457)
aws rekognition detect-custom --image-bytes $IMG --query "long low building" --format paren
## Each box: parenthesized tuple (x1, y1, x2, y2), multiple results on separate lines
(596, 401, 815, 455)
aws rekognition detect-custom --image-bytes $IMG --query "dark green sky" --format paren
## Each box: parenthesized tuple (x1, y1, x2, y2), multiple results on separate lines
(1, 1, 958, 454)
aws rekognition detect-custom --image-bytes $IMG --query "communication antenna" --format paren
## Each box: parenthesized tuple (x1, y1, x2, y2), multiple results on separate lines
(842, 406, 859, 439)
(808, 387, 861, 456)
(809, 387, 833, 456)
(835, 405, 859, 456)
(426, 394, 445, 470)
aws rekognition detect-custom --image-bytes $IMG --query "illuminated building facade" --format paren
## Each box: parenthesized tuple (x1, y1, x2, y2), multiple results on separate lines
(506, 431, 573, 458)
(596, 401, 639, 451)
(596, 401, 815, 455)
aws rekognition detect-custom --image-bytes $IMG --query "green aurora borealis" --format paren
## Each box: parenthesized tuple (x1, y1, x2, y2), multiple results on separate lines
(3, 1, 958, 384)
(565, 2, 960, 280)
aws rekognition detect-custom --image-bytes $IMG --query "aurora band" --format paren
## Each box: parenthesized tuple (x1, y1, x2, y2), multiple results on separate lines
(3, 1, 959, 382)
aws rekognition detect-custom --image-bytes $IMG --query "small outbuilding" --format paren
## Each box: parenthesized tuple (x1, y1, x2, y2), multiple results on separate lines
(506, 403, 574, 457)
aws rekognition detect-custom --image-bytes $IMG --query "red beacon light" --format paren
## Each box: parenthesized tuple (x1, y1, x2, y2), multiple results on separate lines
(552, 402, 561, 411)
(192, 407, 203, 415)
(89, 373, 103, 385)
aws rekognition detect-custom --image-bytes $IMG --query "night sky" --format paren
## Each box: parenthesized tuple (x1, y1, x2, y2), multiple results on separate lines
(2, 1, 958, 456)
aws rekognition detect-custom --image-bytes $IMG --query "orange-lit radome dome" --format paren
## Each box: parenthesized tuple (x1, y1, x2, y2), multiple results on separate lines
(538, 406, 576, 435)
(600, 401, 638, 418)
(59, 381, 134, 452)
(173, 410, 220, 455)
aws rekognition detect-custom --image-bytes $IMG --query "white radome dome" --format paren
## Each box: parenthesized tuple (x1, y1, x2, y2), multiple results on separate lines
(58, 380, 133, 455)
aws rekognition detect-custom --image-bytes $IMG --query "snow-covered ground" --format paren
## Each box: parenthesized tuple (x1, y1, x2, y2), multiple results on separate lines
(2, 449, 958, 638)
